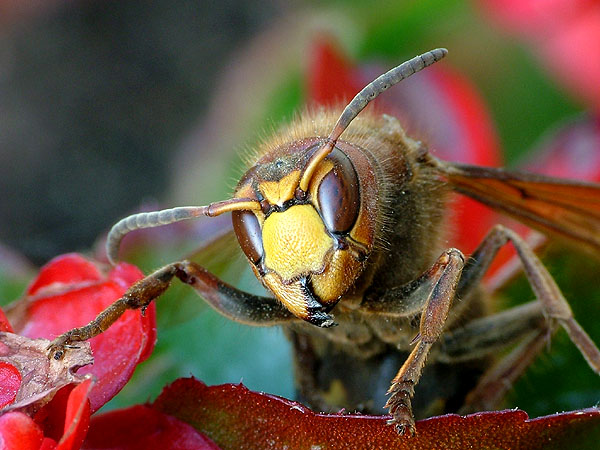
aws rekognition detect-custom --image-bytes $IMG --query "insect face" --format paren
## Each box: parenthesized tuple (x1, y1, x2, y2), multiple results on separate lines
(232, 139, 376, 326)
(100, 48, 447, 328)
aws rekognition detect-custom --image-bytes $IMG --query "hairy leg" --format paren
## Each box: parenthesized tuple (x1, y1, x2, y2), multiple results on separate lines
(385, 248, 465, 434)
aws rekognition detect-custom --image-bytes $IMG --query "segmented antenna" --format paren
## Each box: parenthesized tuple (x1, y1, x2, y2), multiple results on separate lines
(107, 49, 447, 264)
(299, 48, 448, 192)
(106, 199, 261, 265)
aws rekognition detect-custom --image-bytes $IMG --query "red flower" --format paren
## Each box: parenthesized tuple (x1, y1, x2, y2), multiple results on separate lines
(0, 379, 93, 450)
(81, 404, 220, 450)
(12, 253, 156, 413)
(0, 253, 156, 449)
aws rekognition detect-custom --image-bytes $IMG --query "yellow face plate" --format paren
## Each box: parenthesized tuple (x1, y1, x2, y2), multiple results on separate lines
(262, 204, 332, 281)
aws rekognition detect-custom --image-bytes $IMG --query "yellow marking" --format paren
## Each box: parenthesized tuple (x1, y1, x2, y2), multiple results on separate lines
(262, 204, 332, 281)
(259, 171, 301, 205)
(300, 140, 335, 191)
(311, 250, 362, 303)
(207, 199, 261, 216)
(321, 379, 348, 407)
(234, 182, 254, 199)
(262, 273, 309, 320)
(306, 160, 334, 204)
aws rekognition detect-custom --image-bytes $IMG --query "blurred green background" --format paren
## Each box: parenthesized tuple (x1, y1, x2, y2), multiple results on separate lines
(0, 0, 597, 419)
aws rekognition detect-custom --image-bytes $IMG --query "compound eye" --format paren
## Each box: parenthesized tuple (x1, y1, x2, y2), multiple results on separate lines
(317, 149, 360, 234)
(232, 210, 264, 264)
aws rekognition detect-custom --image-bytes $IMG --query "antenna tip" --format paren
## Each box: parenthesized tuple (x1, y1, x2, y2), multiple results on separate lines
(432, 48, 448, 60)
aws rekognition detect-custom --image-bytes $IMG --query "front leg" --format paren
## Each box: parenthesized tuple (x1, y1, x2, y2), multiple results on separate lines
(385, 248, 465, 435)
(48, 260, 294, 359)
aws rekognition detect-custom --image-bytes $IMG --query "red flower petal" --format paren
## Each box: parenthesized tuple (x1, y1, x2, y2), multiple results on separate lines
(107, 264, 157, 363)
(306, 37, 362, 106)
(27, 254, 102, 296)
(0, 361, 21, 409)
(108, 263, 145, 292)
(418, 65, 502, 255)
(82, 405, 221, 450)
(32, 379, 92, 450)
(15, 254, 155, 412)
(541, 12, 600, 111)
(34, 385, 77, 443)
(0, 411, 46, 450)
(153, 378, 600, 449)
(0, 308, 13, 333)
(56, 379, 92, 450)
(40, 438, 59, 450)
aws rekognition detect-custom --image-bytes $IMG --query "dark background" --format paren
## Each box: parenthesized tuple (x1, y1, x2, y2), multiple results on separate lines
(0, 0, 285, 264)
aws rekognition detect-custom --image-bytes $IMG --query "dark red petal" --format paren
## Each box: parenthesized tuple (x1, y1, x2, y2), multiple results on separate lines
(56, 378, 92, 450)
(35, 379, 93, 450)
(40, 438, 59, 450)
(0, 361, 21, 409)
(153, 378, 600, 449)
(17, 256, 154, 413)
(0, 411, 46, 450)
(27, 254, 102, 296)
(82, 405, 221, 450)
(0, 307, 13, 332)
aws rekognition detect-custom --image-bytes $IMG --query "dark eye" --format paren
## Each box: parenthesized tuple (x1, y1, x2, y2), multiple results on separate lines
(317, 149, 360, 234)
(232, 210, 264, 264)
